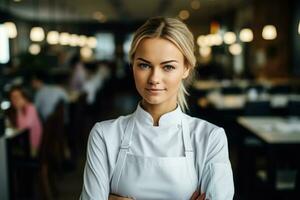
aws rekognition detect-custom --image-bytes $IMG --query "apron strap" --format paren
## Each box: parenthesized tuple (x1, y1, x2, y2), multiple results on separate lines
(111, 115, 135, 193)
(182, 116, 194, 159)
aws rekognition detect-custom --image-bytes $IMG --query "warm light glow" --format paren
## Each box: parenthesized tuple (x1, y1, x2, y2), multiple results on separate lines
(78, 35, 87, 47)
(87, 37, 97, 48)
(28, 44, 41, 55)
(213, 34, 223, 46)
(93, 11, 107, 22)
(298, 21, 300, 35)
(59, 32, 70, 45)
(179, 10, 190, 20)
(47, 31, 59, 45)
(30, 27, 45, 42)
(4, 22, 17, 38)
(199, 46, 211, 57)
(239, 28, 253, 42)
(190, 0, 200, 10)
(210, 21, 220, 34)
(229, 43, 242, 55)
(69, 34, 79, 47)
(206, 34, 223, 46)
(197, 35, 208, 47)
(224, 32, 236, 45)
(262, 25, 277, 40)
(80, 47, 93, 59)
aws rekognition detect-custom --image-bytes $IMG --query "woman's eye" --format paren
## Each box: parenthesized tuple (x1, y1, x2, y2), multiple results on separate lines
(138, 63, 150, 69)
(163, 65, 175, 71)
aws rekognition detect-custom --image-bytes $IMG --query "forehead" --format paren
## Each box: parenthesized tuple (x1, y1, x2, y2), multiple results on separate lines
(134, 37, 184, 62)
(10, 90, 22, 97)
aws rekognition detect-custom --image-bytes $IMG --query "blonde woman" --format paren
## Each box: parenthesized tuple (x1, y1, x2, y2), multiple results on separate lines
(80, 17, 234, 200)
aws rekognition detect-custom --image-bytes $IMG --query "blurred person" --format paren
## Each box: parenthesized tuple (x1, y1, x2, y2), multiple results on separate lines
(83, 62, 111, 105)
(6, 86, 43, 157)
(31, 71, 69, 122)
(69, 55, 88, 93)
(80, 17, 234, 200)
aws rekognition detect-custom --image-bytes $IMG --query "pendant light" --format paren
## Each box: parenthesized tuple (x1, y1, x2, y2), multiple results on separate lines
(3, 22, 17, 39)
(262, 25, 277, 40)
(30, 0, 45, 42)
(239, 28, 253, 42)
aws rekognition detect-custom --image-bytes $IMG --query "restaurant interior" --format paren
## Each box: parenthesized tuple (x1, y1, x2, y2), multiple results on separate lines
(0, 0, 300, 199)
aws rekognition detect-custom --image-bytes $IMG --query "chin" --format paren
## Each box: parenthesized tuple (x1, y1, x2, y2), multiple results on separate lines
(142, 96, 165, 105)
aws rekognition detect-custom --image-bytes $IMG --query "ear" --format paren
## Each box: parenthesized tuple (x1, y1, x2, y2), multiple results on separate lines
(182, 66, 190, 79)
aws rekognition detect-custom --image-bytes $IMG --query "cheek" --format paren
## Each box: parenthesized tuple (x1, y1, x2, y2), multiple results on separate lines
(11, 99, 19, 107)
(165, 73, 183, 88)
(133, 69, 146, 88)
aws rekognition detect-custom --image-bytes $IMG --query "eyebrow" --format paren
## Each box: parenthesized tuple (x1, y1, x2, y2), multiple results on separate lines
(136, 58, 178, 64)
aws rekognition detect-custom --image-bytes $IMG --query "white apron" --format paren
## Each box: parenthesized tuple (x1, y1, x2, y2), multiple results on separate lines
(110, 113, 198, 200)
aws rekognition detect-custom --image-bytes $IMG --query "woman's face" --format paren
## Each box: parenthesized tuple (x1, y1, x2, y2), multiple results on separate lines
(132, 37, 189, 107)
(10, 90, 27, 109)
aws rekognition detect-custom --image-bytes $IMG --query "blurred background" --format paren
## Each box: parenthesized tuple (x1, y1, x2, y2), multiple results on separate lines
(0, 0, 300, 199)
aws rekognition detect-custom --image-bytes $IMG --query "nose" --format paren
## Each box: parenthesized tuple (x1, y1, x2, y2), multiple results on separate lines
(148, 67, 161, 85)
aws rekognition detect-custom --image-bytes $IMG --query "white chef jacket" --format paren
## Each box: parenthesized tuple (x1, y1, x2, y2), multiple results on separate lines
(80, 104, 234, 200)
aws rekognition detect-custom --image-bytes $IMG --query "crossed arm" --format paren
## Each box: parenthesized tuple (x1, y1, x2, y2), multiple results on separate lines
(108, 191, 206, 200)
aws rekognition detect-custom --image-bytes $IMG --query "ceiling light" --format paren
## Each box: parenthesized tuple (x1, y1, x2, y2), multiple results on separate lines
(239, 28, 253, 42)
(3, 22, 17, 38)
(262, 25, 277, 40)
(59, 32, 70, 45)
(223, 32, 236, 45)
(78, 35, 87, 47)
(229, 43, 242, 55)
(30, 27, 45, 42)
(197, 35, 209, 47)
(93, 11, 107, 22)
(87, 37, 97, 48)
(191, 0, 200, 10)
(206, 34, 223, 46)
(28, 44, 41, 55)
(69, 34, 79, 47)
(199, 46, 211, 57)
(179, 10, 190, 20)
(47, 31, 59, 45)
(80, 47, 93, 59)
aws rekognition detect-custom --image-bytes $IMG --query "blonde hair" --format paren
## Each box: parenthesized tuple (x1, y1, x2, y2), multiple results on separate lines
(129, 17, 196, 111)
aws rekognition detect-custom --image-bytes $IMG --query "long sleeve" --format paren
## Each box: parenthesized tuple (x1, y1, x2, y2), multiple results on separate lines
(17, 104, 42, 150)
(80, 123, 110, 200)
(200, 128, 234, 200)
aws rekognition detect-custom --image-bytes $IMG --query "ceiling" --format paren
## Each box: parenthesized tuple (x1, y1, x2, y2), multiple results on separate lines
(1, 0, 245, 23)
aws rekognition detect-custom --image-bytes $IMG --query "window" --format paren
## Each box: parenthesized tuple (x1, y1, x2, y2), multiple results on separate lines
(0, 25, 10, 64)
(95, 33, 115, 60)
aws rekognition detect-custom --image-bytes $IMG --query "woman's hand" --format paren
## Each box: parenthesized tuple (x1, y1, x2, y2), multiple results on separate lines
(190, 191, 206, 200)
(108, 194, 133, 200)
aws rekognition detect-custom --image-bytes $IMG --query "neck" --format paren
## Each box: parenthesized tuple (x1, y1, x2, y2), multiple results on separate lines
(141, 99, 177, 126)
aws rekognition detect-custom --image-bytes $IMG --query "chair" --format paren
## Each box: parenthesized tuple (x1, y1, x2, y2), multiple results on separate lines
(7, 129, 37, 199)
(39, 100, 67, 199)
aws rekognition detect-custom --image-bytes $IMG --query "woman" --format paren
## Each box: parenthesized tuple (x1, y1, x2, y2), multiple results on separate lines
(6, 86, 43, 157)
(80, 17, 234, 200)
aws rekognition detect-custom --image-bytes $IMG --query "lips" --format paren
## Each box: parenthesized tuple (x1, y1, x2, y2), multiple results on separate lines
(146, 88, 166, 91)
(145, 88, 166, 94)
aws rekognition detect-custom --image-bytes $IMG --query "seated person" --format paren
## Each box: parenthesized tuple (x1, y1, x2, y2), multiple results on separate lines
(6, 86, 43, 157)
